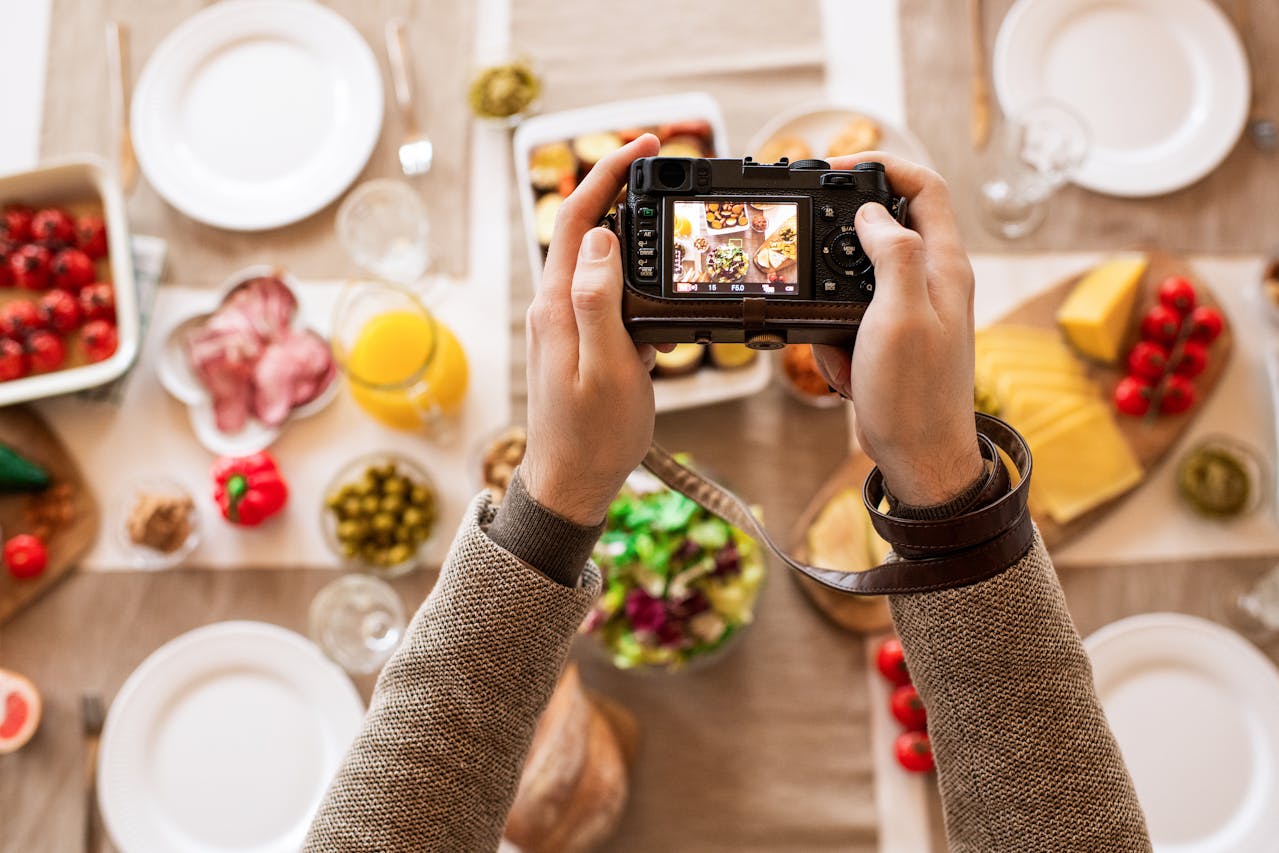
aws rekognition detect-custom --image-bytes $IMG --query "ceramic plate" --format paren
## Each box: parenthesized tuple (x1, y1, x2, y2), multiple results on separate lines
(1085, 613, 1279, 851)
(745, 102, 934, 169)
(132, 0, 383, 230)
(98, 621, 364, 853)
(994, 0, 1249, 197)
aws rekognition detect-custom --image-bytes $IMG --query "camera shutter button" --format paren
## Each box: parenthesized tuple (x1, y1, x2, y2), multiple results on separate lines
(745, 331, 786, 350)
(789, 159, 830, 171)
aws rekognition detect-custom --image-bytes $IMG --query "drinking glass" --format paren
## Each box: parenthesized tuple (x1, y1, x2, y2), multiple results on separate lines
(309, 574, 407, 675)
(330, 281, 469, 438)
(1231, 565, 1279, 642)
(337, 180, 431, 285)
(979, 101, 1090, 240)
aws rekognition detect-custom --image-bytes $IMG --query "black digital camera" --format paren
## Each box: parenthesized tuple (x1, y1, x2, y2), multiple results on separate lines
(613, 157, 907, 349)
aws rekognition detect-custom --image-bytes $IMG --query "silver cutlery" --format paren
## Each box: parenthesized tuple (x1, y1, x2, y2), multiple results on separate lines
(82, 694, 105, 852)
(1229, 0, 1276, 153)
(385, 19, 434, 176)
(106, 22, 139, 193)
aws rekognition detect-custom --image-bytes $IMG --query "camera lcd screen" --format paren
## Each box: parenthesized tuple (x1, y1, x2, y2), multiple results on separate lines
(667, 199, 802, 297)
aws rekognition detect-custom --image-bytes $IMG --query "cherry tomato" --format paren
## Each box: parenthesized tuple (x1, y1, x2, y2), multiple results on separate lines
(25, 331, 65, 373)
(1187, 306, 1224, 344)
(1126, 341, 1169, 381)
(38, 290, 81, 334)
(1157, 276, 1197, 315)
(0, 239, 14, 287)
(1174, 340, 1208, 378)
(0, 300, 45, 338)
(50, 248, 95, 292)
(74, 215, 108, 260)
(78, 283, 115, 322)
(1141, 304, 1183, 345)
(875, 636, 911, 686)
(1114, 375, 1154, 417)
(8, 244, 51, 291)
(890, 683, 928, 732)
(82, 319, 119, 363)
(3, 534, 48, 579)
(894, 730, 935, 773)
(30, 208, 75, 247)
(0, 205, 34, 242)
(0, 339, 28, 382)
(1159, 375, 1196, 415)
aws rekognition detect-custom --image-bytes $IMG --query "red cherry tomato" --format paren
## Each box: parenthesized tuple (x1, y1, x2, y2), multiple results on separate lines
(50, 248, 95, 292)
(0, 239, 14, 287)
(0, 339, 28, 382)
(74, 215, 108, 260)
(1114, 375, 1154, 417)
(875, 636, 911, 686)
(1159, 375, 1197, 415)
(0, 300, 45, 338)
(890, 684, 928, 732)
(7, 244, 51, 290)
(38, 290, 82, 334)
(894, 730, 935, 773)
(30, 208, 75, 247)
(3, 534, 48, 579)
(1157, 276, 1197, 315)
(25, 331, 66, 373)
(1126, 341, 1169, 381)
(1174, 340, 1208, 378)
(82, 319, 119, 363)
(78, 283, 116, 322)
(0, 205, 34, 242)
(1141, 304, 1183, 345)
(1187, 306, 1224, 344)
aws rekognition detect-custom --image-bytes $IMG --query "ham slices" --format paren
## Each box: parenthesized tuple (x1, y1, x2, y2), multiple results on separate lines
(185, 276, 336, 433)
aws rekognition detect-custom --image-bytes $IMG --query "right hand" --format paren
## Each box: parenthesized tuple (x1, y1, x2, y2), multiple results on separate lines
(813, 154, 983, 507)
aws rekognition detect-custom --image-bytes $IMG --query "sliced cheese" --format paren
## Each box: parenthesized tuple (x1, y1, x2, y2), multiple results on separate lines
(1056, 255, 1149, 364)
(807, 488, 872, 573)
(1017, 398, 1109, 439)
(977, 349, 1087, 382)
(994, 370, 1097, 406)
(1024, 405, 1143, 524)
(1002, 389, 1098, 431)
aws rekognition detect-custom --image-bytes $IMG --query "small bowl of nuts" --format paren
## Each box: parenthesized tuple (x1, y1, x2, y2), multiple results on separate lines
(322, 452, 438, 577)
(476, 425, 527, 503)
(115, 476, 200, 570)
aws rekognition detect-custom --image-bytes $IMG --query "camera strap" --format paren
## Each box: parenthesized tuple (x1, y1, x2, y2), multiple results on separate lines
(640, 413, 1035, 596)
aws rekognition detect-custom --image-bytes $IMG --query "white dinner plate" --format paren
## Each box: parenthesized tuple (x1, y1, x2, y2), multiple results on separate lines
(745, 102, 934, 169)
(993, 0, 1250, 197)
(1085, 613, 1279, 852)
(132, 0, 383, 230)
(98, 621, 365, 853)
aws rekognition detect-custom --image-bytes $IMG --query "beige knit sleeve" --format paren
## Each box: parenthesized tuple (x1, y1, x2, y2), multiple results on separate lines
(888, 532, 1152, 852)
(305, 494, 601, 853)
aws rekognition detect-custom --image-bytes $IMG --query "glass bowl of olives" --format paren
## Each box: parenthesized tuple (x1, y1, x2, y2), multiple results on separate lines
(322, 452, 439, 577)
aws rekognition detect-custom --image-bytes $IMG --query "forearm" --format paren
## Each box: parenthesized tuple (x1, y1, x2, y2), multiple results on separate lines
(305, 492, 601, 852)
(888, 534, 1150, 852)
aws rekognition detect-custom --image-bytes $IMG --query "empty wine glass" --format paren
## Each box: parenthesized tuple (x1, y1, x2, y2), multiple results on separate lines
(309, 573, 408, 675)
(979, 101, 1090, 240)
(337, 179, 431, 285)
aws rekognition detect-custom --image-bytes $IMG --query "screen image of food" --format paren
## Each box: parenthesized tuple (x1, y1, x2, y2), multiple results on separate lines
(670, 200, 800, 296)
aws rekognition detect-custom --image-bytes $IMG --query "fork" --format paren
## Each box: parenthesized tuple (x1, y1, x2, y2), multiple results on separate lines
(82, 694, 105, 852)
(385, 19, 434, 176)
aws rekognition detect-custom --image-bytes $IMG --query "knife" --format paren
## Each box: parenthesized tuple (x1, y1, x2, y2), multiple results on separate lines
(968, 0, 992, 149)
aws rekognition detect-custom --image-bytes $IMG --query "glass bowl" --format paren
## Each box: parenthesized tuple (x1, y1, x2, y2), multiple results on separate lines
(113, 476, 201, 570)
(1175, 434, 1269, 521)
(320, 451, 440, 577)
(469, 423, 528, 502)
(775, 347, 844, 409)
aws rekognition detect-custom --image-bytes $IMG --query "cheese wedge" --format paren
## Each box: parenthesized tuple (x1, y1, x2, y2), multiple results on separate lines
(1056, 255, 1149, 364)
(1024, 405, 1143, 523)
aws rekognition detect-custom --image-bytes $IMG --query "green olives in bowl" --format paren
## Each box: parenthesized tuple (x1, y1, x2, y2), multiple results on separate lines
(322, 452, 438, 576)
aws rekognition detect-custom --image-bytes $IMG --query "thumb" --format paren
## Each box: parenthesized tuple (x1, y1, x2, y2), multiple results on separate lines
(855, 202, 927, 310)
(571, 228, 634, 373)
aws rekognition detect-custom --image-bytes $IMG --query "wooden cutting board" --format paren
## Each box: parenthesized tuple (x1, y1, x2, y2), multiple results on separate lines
(789, 251, 1232, 589)
(0, 406, 99, 626)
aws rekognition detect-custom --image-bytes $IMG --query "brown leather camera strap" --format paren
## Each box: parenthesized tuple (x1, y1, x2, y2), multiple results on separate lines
(640, 413, 1035, 596)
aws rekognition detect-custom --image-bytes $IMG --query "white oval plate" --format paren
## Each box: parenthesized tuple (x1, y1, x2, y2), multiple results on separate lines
(1085, 613, 1279, 851)
(98, 621, 364, 853)
(132, 0, 383, 230)
(745, 102, 934, 169)
(993, 0, 1249, 197)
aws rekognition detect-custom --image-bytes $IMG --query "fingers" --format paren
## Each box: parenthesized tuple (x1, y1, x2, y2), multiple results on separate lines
(570, 228, 638, 378)
(541, 134, 661, 299)
(854, 202, 928, 312)
(636, 343, 657, 373)
(826, 151, 965, 253)
(811, 344, 851, 394)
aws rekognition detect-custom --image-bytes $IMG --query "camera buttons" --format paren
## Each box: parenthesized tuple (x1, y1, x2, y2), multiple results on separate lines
(819, 204, 838, 221)
(853, 162, 885, 173)
(639, 206, 657, 219)
(822, 280, 839, 294)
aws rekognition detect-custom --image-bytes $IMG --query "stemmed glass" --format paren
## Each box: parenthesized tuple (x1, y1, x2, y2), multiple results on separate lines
(979, 101, 1090, 240)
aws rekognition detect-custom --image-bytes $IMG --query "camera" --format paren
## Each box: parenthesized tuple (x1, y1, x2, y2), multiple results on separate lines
(613, 156, 907, 350)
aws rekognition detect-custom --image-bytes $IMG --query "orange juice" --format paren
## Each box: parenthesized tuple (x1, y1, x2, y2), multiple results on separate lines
(346, 310, 469, 430)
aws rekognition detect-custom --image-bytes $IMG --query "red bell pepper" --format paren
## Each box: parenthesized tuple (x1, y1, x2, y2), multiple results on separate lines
(211, 452, 288, 526)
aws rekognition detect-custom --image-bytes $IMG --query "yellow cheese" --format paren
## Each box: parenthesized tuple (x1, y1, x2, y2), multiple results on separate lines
(1017, 398, 1108, 439)
(1055, 255, 1149, 364)
(977, 349, 1086, 383)
(994, 370, 1097, 405)
(807, 488, 872, 573)
(1024, 405, 1143, 523)
(1002, 389, 1097, 430)
(977, 324, 1064, 345)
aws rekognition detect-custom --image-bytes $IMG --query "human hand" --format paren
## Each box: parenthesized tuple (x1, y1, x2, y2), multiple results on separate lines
(520, 134, 668, 526)
(813, 154, 983, 507)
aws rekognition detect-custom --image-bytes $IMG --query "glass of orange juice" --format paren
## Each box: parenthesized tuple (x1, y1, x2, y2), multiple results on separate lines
(330, 282, 469, 437)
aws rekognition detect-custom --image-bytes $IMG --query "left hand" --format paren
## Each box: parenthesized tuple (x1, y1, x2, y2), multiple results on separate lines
(520, 133, 668, 526)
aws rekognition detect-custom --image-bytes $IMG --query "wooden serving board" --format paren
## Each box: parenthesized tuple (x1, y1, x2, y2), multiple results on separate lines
(0, 406, 99, 626)
(789, 250, 1232, 572)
